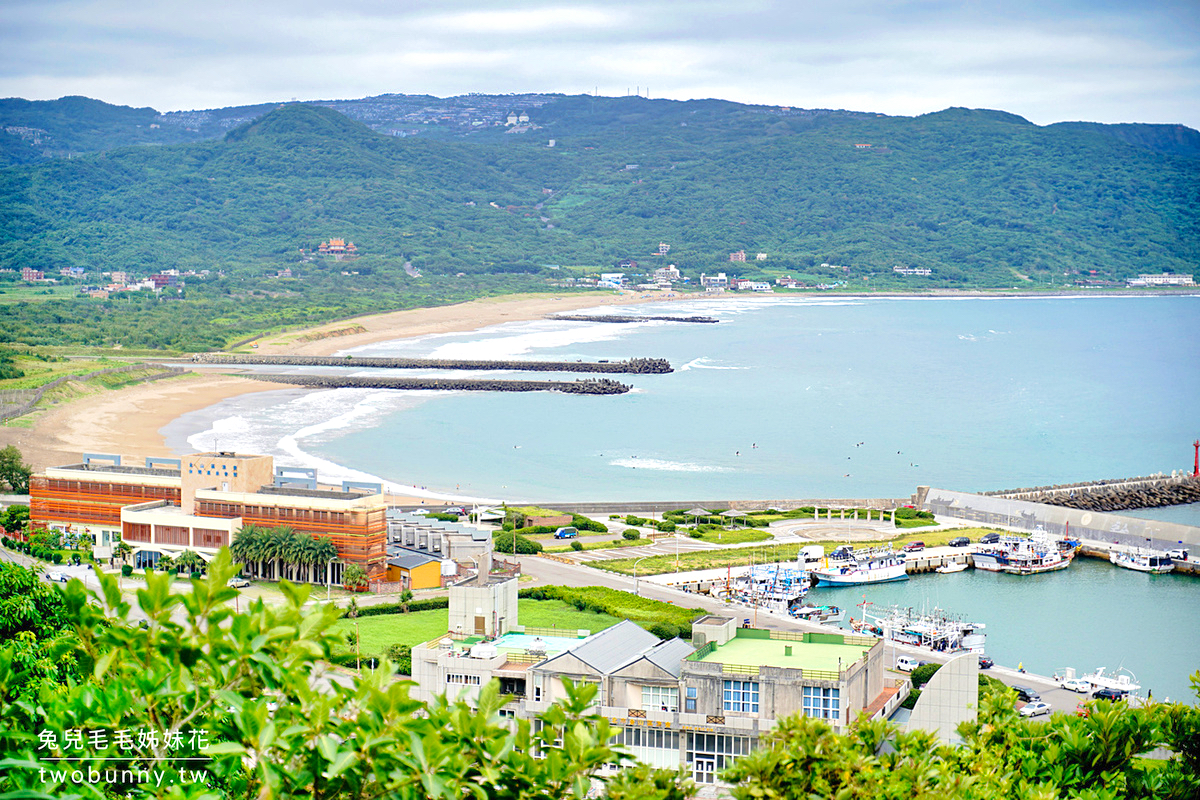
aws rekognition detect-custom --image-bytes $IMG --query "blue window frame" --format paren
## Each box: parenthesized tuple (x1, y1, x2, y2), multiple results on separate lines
(722, 680, 759, 713)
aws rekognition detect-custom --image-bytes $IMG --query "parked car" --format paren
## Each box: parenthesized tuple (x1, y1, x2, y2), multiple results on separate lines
(412, 508, 429, 516)
(1061, 678, 1091, 693)
(553, 527, 579, 539)
(895, 656, 920, 672)
(47, 571, 68, 583)
(948, 536, 970, 547)
(902, 541, 925, 553)
(1092, 687, 1128, 701)
(444, 507, 466, 516)
(1168, 548, 1188, 561)
(980, 532, 1001, 544)
(1019, 701, 1052, 718)
(1012, 685, 1041, 703)
(978, 655, 994, 669)
(227, 577, 251, 588)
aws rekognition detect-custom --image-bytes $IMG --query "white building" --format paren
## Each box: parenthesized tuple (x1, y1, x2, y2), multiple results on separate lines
(1127, 272, 1195, 287)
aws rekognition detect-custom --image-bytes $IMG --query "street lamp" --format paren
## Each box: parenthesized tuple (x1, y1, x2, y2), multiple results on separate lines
(326, 557, 338, 602)
(633, 556, 652, 597)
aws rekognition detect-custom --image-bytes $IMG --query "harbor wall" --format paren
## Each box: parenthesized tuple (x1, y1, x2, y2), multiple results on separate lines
(534, 499, 910, 514)
(194, 354, 672, 374)
(983, 474, 1200, 512)
(241, 373, 632, 395)
(918, 487, 1200, 550)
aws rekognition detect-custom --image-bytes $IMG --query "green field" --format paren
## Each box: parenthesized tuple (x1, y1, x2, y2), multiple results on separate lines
(599, 527, 1004, 575)
(330, 598, 622, 657)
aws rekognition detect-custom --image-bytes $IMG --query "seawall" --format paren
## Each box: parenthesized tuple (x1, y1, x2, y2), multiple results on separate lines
(194, 354, 672, 374)
(983, 474, 1200, 512)
(549, 314, 718, 324)
(241, 373, 631, 395)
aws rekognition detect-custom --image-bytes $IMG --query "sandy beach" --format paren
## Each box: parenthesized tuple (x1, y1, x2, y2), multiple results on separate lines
(0, 290, 688, 478)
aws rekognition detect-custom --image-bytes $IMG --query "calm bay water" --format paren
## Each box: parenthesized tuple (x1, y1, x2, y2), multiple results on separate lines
(170, 294, 1200, 697)
(304, 294, 1200, 505)
(816, 557, 1200, 703)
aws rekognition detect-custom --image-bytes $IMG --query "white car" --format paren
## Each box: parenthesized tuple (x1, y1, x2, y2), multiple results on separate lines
(47, 571, 68, 583)
(1019, 701, 1052, 717)
(895, 656, 920, 672)
(1061, 679, 1091, 693)
(227, 577, 251, 588)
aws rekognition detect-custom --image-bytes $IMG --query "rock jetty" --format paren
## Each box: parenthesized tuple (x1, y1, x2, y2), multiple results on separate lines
(242, 374, 631, 395)
(194, 354, 671, 374)
(987, 475, 1200, 512)
(550, 314, 718, 324)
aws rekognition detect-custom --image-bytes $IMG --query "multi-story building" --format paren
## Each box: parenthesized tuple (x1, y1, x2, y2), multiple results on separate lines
(1127, 272, 1195, 287)
(30, 451, 389, 581)
(413, 590, 890, 787)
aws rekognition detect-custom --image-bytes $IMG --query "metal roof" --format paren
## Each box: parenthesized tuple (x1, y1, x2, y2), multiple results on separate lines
(554, 620, 661, 674)
(386, 550, 442, 570)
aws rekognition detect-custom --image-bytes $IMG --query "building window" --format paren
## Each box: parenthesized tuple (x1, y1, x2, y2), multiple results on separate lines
(446, 674, 482, 686)
(641, 685, 679, 712)
(722, 680, 759, 714)
(684, 686, 697, 713)
(802, 686, 840, 720)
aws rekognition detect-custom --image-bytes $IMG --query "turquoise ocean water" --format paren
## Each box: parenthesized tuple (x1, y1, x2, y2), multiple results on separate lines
(170, 294, 1200, 698)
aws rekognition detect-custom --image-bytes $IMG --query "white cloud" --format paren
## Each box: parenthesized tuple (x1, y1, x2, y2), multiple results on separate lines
(0, 0, 1196, 128)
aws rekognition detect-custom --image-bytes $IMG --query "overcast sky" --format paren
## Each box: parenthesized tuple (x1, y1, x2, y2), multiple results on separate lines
(3, 0, 1198, 129)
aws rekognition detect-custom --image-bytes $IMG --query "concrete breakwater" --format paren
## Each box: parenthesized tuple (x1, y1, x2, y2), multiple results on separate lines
(549, 314, 718, 324)
(986, 475, 1200, 512)
(242, 373, 632, 395)
(195, 354, 672, 374)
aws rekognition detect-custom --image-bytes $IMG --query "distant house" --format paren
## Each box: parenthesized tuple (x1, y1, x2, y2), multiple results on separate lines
(658, 242, 671, 255)
(893, 266, 932, 276)
(21, 267, 45, 281)
(755, 253, 768, 261)
(599, 273, 626, 289)
(617, 259, 639, 270)
(653, 265, 681, 283)
(729, 250, 746, 262)
(700, 272, 729, 288)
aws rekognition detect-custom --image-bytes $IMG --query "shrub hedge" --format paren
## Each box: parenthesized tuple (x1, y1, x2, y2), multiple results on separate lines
(518, 585, 704, 639)
(349, 596, 450, 618)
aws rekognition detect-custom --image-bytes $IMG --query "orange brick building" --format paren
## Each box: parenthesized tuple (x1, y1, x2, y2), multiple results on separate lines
(30, 452, 388, 581)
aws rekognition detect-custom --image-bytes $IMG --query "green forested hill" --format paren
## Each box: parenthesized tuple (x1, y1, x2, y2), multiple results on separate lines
(0, 97, 1196, 351)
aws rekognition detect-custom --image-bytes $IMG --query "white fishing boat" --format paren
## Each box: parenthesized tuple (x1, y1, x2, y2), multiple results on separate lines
(722, 562, 811, 614)
(1080, 667, 1142, 698)
(972, 528, 1072, 575)
(852, 604, 987, 653)
(790, 604, 845, 623)
(936, 561, 968, 574)
(810, 545, 908, 586)
(1109, 547, 1174, 574)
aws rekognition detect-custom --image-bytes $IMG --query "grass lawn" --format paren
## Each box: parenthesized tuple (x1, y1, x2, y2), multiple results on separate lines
(599, 527, 1005, 575)
(684, 528, 772, 545)
(331, 599, 622, 657)
(544, 537, 653, 553)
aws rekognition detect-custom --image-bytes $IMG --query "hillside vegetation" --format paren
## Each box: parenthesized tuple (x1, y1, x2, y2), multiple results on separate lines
(0, 95, 1196, 351)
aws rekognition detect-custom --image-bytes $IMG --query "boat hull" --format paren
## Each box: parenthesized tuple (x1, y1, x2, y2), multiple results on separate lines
(972, 552, 1070, 575)
(811, 565, 909, 585)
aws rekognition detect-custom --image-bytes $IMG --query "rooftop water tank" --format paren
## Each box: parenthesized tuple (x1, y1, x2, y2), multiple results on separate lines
(469, 642, 499, 660)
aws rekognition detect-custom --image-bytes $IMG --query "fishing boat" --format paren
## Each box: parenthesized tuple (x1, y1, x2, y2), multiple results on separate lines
(1109, 547, 1174, 574)
(936, 561, 968, 574)
(722, 562, 811, 614)
(810, 545, 908, 585)
(851, 604, 987, 653)
(1080, 666, 1142, 698)
(790, 604, 845, 623)
(972, 528, 1072, 575)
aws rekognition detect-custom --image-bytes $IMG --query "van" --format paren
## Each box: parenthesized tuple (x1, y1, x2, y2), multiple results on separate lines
(1011, 685, 1040, 703)
(895, 656, 920, 672)
(553, 527, 579, 539)
(902, 541, 925, 553)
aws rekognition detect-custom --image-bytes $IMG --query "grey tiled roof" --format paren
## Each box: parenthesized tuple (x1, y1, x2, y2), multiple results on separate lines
(642, 637, 696, 677)
(561, 620, 660, 674)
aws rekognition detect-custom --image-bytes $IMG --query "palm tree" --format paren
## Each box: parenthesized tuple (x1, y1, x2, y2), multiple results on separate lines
(113, 541, 132, 565)
(313, 536, 337, 585)
(231, 525, 265, 578)
(174, 549, 204, 575)
(266, 526, 292, 582)
(281, 529, 305, 582)
(156, 554, 175, 573)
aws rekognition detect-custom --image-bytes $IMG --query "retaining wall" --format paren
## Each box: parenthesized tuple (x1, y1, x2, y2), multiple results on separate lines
(195, 354, 671, 374)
